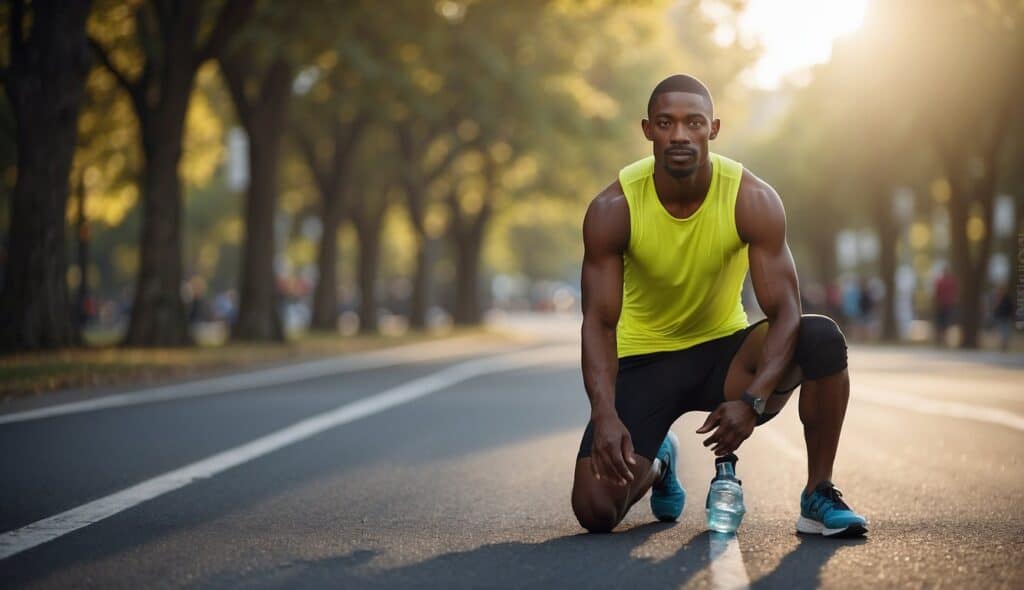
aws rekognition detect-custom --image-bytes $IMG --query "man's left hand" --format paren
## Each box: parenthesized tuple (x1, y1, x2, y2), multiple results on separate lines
(696, 400, 758, 456)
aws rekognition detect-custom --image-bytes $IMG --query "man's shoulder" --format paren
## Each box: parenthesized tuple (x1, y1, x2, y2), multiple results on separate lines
(735, 168, 785, 244)
(619, 156, 655, 187)
(583, 179, 630, 252)
(590, 179, 628, 213)
(737, 167, 780, 204)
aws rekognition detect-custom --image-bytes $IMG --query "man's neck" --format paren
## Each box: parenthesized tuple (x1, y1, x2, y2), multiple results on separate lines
(652, 158, 713, 206)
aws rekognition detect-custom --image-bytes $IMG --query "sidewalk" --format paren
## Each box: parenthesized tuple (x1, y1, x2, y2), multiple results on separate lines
(0, 327, 518, 407)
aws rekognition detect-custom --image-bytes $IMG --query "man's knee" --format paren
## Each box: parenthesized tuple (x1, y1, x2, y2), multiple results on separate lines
(572, 493, 621, 533)
(795, 314, 848, 380)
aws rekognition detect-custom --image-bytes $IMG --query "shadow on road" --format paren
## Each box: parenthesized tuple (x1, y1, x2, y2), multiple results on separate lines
(213, 528, 868, 588)
(209, 523, 716, 589)
(751, 534, 868, 589)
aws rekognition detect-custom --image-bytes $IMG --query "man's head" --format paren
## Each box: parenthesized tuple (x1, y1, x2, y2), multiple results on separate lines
(642, 74, 719, 179)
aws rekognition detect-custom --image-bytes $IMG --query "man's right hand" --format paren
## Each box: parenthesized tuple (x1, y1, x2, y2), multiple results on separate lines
(590, 412, 636, 487)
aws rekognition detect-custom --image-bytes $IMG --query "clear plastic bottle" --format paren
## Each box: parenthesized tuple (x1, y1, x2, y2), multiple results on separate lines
(706, 459, 746, 533)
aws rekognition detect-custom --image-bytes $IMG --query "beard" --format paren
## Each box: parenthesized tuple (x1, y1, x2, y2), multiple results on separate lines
(663, 147, 698, 179)
(663, 160, 697, 179)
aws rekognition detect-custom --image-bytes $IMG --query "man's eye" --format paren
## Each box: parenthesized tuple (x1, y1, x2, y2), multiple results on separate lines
(658, 121, 671, 128)
(689, 120, 704, 128)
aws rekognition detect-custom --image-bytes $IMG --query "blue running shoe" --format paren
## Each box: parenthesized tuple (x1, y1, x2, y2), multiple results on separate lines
(650, 431, 685, 522)
(797, 481, 868, 537)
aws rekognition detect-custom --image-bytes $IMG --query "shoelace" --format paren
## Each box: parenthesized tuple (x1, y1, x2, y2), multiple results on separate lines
(809, 485, 852, 515)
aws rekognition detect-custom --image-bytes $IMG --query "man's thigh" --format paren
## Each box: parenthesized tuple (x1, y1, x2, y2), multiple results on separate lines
(577, 346, 718, 462)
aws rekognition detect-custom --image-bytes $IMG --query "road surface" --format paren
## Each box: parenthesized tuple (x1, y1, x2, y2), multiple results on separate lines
(1, 313, 1022, 589)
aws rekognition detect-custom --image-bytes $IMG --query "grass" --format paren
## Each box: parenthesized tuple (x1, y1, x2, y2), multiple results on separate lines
(0, 325, 506, 402)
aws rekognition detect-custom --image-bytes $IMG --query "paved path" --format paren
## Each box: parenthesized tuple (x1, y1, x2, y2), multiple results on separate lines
(1, 315, 1021, 588)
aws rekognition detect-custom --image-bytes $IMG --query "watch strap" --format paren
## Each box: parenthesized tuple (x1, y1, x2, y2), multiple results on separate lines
(740, 391, 766, 415)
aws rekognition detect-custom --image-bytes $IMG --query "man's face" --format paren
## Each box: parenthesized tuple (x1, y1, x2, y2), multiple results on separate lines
(642, 92, 720, 179)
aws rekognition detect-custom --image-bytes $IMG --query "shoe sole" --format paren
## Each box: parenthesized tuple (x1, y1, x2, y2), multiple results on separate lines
(796, 515, 867, 538)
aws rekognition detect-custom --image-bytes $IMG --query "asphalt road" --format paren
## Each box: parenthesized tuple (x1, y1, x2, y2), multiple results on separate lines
(1, 314, 1022, 589)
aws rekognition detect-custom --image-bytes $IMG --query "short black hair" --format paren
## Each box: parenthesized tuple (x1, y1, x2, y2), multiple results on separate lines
(647, 74, 714, 118)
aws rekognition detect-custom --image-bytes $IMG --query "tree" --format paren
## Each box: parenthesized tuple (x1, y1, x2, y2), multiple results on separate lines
(88, 0, 254, 346)
(292, 57, 371, 332)
(901, 0, 1023, 347)
(218, 37, 293, 341)
(0, 0, 93, 352)
(349, 171, 390, 335)
(396, 123, 464, 329)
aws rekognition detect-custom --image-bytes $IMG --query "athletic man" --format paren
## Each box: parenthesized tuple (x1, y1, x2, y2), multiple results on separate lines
(572, 75, 867, 537)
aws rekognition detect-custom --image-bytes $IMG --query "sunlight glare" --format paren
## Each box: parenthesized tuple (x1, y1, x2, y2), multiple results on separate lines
(736, 0, 868, 89)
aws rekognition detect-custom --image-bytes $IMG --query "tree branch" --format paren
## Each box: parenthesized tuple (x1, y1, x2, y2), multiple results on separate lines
(294, 126, 333, 201)
(333, 112, 368, 174)
(426, 142, 464, 184)
(88, 36, 145, 111)
(195, 0, 256, 66)
(218, 52, 254, 130)
(135, 4, 160, 72)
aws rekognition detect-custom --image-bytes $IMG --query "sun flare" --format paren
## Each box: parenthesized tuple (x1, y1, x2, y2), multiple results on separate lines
(735, 0, 868, 89)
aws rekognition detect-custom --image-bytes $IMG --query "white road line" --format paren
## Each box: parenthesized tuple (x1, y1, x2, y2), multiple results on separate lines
(0, 346, 566, 561)
(709, 532, 750, 590)
(856, 385, 1024, 433)
(0, 337, 519, 425)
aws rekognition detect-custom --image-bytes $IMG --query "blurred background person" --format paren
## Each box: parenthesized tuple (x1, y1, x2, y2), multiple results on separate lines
(933, 266, 958, 348)
(992, 283, 1015, 352)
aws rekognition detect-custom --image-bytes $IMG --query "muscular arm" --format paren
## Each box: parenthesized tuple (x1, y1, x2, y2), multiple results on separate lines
(580, 182, 635, 485)
(736, 171, 801, 400)
(580, 183, 629, 419)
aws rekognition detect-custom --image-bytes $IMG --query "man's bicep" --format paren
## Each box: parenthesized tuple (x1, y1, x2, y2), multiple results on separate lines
(749, 238, 799, 318)
(743, 188, 799, 317)
(581, 197, 627, 327)
(582, 251, 623, 327)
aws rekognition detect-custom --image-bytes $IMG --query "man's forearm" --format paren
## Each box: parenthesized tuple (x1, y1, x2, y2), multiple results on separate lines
(747, 309, 800, 399)
(581, 318, 618, 417)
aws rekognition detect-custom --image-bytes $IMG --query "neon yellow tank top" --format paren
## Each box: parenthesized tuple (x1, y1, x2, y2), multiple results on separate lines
(616, 153, 749, 358)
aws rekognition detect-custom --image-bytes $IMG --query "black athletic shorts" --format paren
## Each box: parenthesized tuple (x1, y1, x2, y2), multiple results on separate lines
(577, 318, 792, 462)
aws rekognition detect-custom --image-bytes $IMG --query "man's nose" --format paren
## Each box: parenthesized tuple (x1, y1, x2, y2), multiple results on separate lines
(670, 124, 690, 143)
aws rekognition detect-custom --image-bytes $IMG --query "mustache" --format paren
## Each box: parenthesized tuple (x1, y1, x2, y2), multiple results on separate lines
(665, 147, 697, 157)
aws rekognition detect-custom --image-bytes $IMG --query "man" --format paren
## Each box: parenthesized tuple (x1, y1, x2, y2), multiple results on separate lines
(571, 74, 867, 538)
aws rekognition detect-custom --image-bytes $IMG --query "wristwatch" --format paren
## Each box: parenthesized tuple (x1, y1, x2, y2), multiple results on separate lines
(740, 391, 766, 416)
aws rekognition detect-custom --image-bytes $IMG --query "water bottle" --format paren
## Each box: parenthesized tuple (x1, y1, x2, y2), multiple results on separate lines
(706, 456, 745, 533)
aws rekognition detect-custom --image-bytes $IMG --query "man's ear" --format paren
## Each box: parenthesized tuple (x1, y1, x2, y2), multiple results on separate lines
(710, 118, 721, 140)
(638, 118, 655, 140)
(642, 119, 654, 141)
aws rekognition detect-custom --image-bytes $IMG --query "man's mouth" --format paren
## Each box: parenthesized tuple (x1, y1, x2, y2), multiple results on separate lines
(666, 149, 696, 162)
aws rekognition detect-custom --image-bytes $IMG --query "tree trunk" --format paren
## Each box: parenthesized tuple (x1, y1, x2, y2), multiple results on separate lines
(396, 126, 463, 332)
(453, 230, 484, 325)
(0, 0, 92, 352)
(354, 212, 384, 335)
(125, 101, 191, 346)
(74, 172, 90, 341)
(449, 197, 491, 326)
(90, 0, 254, 347)
(298, 114, 367, 333)
(231, 133, 285, 341)
(936, 98, 1010, 349)
(408, 231, 433, 330)
(223, 58, 292, 342)
(310, 203, 344, 332)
